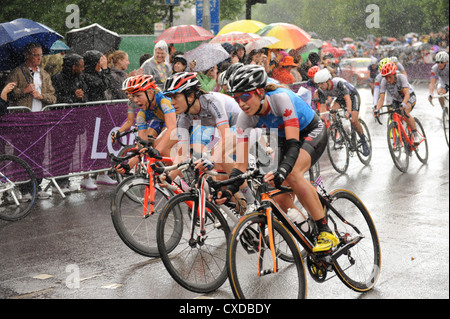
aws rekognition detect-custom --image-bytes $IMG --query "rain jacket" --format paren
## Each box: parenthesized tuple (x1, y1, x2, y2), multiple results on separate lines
(7, 63, 56, 109)
(82, 50, 113, 101)
(51, 54, 88, 104)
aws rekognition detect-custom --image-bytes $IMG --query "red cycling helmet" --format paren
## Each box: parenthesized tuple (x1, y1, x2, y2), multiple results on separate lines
(307, 66, 321, 79)
(122, 75, 157, 93)
(380, 62, 397, 77)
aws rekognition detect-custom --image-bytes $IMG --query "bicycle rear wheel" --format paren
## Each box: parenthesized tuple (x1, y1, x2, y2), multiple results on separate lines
(387, 121, 409, 172)
(327, 124, 349, 174)
(0, 155, 37, 221)
(327, 189, 381, 293)
(355, 119, 372, 165)
(227, 212, 307, 299)
(111, 176, 178, 257)
(157, 192, 230, 293)
(413, 117, 428, 164)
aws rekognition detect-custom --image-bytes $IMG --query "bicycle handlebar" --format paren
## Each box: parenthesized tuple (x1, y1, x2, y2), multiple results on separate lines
(112, 128, 157, 147)
(374, 104, 409, 125)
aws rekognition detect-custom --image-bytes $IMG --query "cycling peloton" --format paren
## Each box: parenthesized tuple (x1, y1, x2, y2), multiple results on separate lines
(374, 61, 421, 145)
(428, 51, 449, 108)
(314, 68, 371, 156)
(215, 64, 339, 254)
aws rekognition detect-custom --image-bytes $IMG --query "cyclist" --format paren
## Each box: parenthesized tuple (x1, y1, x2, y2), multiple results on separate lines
(374, 62, 421, 145)
(163, 72, 256, 208)
(428, 51, 449, 108)
(114, 74, 177, 174)
(314, 68, 371, 156)
(215, 64, 339, 254)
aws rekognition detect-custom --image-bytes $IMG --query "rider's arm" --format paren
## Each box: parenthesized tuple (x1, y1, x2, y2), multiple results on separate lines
(155, 111, 177, 155)
(400, 87, 410, 108)
(375, 93, 385, 112)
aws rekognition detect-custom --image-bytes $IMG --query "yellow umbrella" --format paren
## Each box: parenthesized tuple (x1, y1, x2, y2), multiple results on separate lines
(218, 20, 266, 35)
(257, 23, 311, 49)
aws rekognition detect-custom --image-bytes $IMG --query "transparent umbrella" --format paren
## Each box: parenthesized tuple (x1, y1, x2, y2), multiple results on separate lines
(184, 42, 230, 72)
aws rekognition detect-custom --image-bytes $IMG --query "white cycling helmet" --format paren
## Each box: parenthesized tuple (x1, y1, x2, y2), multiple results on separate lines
(435, 51, 449, 63)
(314, 68, 332, 84)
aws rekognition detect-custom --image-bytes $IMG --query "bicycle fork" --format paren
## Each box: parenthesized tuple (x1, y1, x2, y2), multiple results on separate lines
(258, 196, 278, 276)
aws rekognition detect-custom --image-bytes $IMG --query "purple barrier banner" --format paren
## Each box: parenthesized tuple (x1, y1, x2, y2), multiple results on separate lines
(0, 103, 129, 179)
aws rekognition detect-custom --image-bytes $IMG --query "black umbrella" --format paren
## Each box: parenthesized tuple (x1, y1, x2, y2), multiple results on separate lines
(66, 23, 121, 55)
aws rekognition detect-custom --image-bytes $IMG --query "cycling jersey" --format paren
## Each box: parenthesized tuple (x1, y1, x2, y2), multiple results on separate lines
(176, 91, 241, 146)
(430, 63, 449, 89)
(135, 92, 174, 134)
(379, 73, 415, 103)
(236, 87, 315, 141)
(317, 77, 361, 112)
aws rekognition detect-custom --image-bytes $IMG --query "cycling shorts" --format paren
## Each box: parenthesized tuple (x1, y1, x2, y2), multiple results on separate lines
(278, 114, 327, 167)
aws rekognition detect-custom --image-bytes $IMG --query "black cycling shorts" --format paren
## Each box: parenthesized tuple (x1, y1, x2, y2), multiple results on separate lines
(278, 114, 327, 167)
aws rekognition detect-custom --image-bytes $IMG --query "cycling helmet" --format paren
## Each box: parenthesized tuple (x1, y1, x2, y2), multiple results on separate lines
(435, 51, 449, 63)
(314, 68, 332, 84)
(390, 56, 399, 63)
(164, 72, 201, 95)
(222, 62, 244, 85)
(227, 65, 268, 93)
(122, 75, 156, 93)
(380, 61, 397, 77)
(378, 57, 391, 71)
(307, 66, 321, 79)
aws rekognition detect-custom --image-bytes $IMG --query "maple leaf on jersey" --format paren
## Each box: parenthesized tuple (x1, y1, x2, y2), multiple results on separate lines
(283, 109, 293, 117)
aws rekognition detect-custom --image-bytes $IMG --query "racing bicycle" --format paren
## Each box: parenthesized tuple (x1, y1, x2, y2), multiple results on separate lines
(430, 92, 449, 147)
(325, 100, 372, 174)
(214, 164, 381, 299)
(376, 103, 428, 173)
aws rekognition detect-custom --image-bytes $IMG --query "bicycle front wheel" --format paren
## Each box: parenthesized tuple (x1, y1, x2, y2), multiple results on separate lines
(443, 104, 449, 147)
(0, 155, 37, 221)
(327, 189, 381, 293)
(157, 192, 230, 293)
(327, 124, 349, 174)
(387, 121, 409, 172)
(227, 212, 307, 299)
(355, 119, 372, 165)
(111, 176, 176, 257)
(413, 117, 428, 164)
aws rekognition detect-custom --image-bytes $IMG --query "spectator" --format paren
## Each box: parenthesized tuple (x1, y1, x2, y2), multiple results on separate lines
(139, 53, 152, 67)
(299, 51, 320, 80)
(82, 50, 113, 101)
(51, 53, 87, 193)
(109, 50, 139, 99)
(141, 40, 172, 88)
(7, 42, 56, 111)
(198, 64, 218, 92)
(0, 82, 15, 117)
(271, 56, 298, 85)
(172, 54, 188, 73)
(81, 50, 117, 190)
(232, 43, 246, 64)
(51, 53, 87, 103)
(246, 49, 270, 73)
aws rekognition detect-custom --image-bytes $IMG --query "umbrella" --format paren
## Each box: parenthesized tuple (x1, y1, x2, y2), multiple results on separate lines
(322, 46, 346, 57)
(257, 23, 311, 49)
(210, 31, 261, 44)
(218, 20, 266, 35)
(49, 40, 70, 54)
(297, 38, 323, 54)
(184, 42, 230, 72)
(342, 37, 354, 42)
(245, 36, 280, 54)
(154, 25, 214, 44)
(66, 23, 121, 55)
(0, 18, 63, 71)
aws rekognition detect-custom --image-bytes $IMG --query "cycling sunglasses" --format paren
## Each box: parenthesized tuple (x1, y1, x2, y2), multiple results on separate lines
(232, 90, 257, 104)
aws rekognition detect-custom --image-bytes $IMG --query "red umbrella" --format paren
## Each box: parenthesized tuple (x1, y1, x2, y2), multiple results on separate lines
(154, 25, 214, 44)
(322, 46, 346, 57)
(210, 31, 261, 44)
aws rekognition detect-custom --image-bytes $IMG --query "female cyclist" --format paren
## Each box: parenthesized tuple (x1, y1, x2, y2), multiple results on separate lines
(374, 62, 421, 144)
(314, 68, 371, 156)
(216, 64, 339, 253)
(115, 74, 177, 174)
(428, 51, 449, 108)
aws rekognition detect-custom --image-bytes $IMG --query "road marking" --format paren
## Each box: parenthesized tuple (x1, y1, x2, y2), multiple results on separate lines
(33, 274, 54, 280)
(101, 283, 123, 289)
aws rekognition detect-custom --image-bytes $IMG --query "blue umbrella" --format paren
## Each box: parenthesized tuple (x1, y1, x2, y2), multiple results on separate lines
(0, 18, 63, 71)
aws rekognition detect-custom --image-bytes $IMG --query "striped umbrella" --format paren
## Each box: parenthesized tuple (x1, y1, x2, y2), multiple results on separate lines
(257, 23, 311, 50)
(154, 25, 214, 44)
(210, 32, 261, 44)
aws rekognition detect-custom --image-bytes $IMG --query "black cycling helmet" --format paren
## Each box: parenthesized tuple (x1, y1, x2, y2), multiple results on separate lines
(227, 64, 268, 93)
